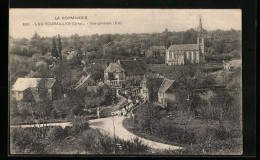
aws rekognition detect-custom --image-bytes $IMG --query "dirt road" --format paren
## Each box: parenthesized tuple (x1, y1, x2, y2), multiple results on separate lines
(89, 116, 182, 150)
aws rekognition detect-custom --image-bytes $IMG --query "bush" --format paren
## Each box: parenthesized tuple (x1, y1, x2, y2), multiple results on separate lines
(70, 116, 89, 134)
(79, 129, 115, 154)
(213, 122, 229, 140)
(79, 129, 148, 154)
(117, 137, 149, 154)
(135, 104, 164, 132)
(46, 126, 68, 141)
(134, 105, 196, 145)
(10, 128, 46, 154)
(205, 54, 231, 62)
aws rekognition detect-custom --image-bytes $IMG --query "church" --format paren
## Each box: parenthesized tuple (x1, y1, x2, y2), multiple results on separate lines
(165, 17, 205, 65)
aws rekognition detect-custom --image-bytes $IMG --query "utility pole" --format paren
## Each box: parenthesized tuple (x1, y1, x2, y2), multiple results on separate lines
(112, 114, 116, 153)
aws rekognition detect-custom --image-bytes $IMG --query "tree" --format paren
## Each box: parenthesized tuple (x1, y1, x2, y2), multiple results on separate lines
(51, 38, 58, 58)
(57, 34, 63, 63)
(84, 64, 104, 81)
(51, 62, 73, 93)
(199, 90, 216, 130)
(135, 104, 164, 132)
(182, 29, 198, 44)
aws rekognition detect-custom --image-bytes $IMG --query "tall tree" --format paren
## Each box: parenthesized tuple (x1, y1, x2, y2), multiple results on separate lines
(51, 38, 58, 58)
(57, 34, 63, 63)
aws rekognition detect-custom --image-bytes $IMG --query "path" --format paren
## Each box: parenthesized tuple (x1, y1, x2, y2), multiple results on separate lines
(11, 122, 72, 129)
(89, 116, 183, 150)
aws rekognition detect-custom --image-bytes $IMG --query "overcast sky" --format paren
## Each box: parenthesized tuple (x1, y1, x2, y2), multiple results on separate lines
(10, 9, 241, 39)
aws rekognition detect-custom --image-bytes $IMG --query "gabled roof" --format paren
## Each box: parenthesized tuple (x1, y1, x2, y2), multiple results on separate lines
(168, 44, 199, 51)
(104, 60, 148, 76)
(74, 75, 94, 90)
(104, 62, 125, 73)
(119, 60, 146, 76)
(158, 78, 175, 93)
(12, 78, 56, 91)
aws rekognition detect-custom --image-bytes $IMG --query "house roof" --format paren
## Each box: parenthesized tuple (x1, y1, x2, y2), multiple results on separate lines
(105, 60, 148, 76)
(74, 75, 94, 90)
(119, 60, 147, 76)
(77, 76, 86, 85)
(104, 62, 125, 73)
(168, 44, 199, 51)
(158, 78, 175, 93)
(228, 59, 242, 67)
(12, 78, 56, 91)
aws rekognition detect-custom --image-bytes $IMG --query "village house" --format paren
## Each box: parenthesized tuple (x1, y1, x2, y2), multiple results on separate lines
(165, 17, 205, 65)
(11, 78, 57, 102)
(140, 75, 164, 102)
(158, 78, 178, 107)
(74, 75, 97, 92)
(142, 46, 166, 58)
(104, 59, 148, 88)
(223, 59, 242, 71)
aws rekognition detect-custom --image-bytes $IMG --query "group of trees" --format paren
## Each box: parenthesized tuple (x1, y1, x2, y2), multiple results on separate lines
(10, 28, 241, 64)
(11, 120, 148, 154)
(10, 32, 50, 57)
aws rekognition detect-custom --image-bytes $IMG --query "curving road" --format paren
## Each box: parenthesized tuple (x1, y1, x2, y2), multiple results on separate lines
(89, 116, 183, 150)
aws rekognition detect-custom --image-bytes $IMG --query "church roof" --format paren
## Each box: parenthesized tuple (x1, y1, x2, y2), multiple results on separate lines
(168, 44, 199, 51)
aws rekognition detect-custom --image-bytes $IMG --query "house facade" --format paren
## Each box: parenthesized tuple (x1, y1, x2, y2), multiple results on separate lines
(223, 59, 242, 71)
(140, 76, 164, 102)
(104, 59, 148, 88)
(158, 78, 177, 107)
(165, 17, 205, 65)
(145, 46, 166, 58)
(11, 78, 57, 102)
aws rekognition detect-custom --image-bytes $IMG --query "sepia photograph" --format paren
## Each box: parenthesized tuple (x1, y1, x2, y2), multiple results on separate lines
(9, 9, 242, 155)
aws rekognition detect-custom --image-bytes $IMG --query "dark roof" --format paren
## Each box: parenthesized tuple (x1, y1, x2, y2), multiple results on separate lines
(158, 78, 176, 93)
(119, 60, 147, 76)
(147, 77, 164, 92)
(168, 44, 199, 51)
(136, 60, 149, 73)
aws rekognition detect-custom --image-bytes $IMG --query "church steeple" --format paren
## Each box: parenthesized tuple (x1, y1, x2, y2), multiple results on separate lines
(197, 15, 205, 63)
(198, 15, 203, 34)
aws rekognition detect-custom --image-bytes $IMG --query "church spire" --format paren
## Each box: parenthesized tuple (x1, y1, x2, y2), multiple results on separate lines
(198, 15, 203, 34)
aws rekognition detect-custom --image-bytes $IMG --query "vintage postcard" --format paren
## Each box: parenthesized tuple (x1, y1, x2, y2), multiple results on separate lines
(9, 9, 242, 155)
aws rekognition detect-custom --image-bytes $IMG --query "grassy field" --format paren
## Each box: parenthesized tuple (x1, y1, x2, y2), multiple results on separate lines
(123, 117, 227, 145)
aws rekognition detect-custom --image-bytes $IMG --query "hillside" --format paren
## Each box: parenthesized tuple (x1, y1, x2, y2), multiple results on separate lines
(9, 53, 31, 63)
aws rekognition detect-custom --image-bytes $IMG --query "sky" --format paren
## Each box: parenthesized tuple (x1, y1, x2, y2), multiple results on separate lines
(9, 9, 242, 39)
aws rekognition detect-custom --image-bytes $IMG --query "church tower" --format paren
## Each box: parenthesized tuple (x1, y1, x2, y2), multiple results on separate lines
(197, 16, 205, 63)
